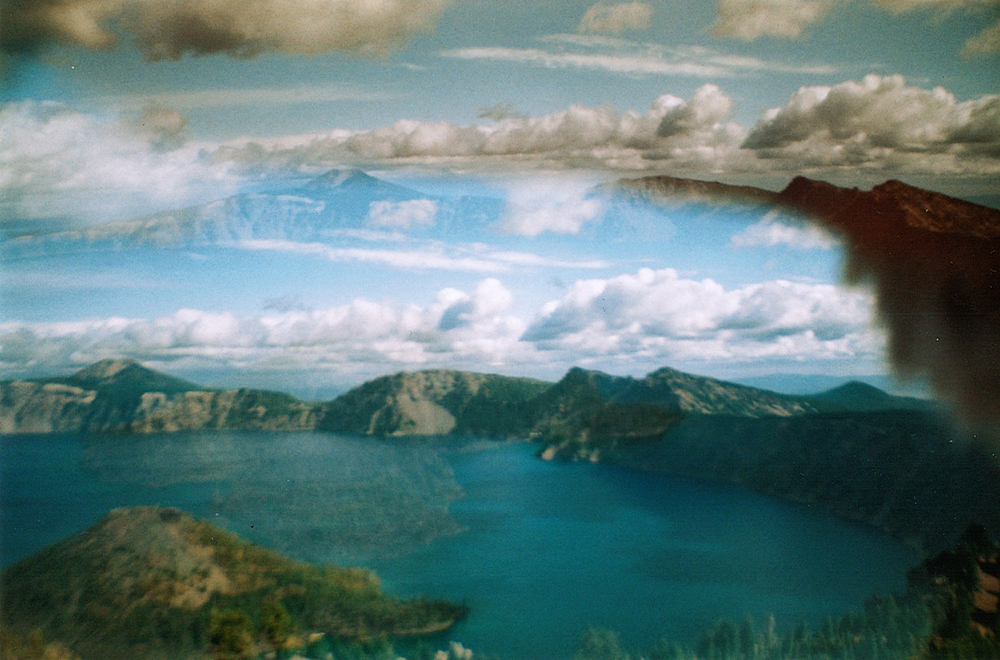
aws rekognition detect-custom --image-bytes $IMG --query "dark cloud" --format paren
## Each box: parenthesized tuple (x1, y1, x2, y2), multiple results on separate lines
(742, 75, 1000, 176)
(1, 0, 119, 56)
(1, 0, 448, 60)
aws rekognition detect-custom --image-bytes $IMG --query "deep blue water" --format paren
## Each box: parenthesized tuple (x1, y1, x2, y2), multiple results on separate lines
(0, 432, 920, 659)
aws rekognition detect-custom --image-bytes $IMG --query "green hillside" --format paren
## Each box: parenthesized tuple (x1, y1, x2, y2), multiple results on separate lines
(0, 507, 465, 660)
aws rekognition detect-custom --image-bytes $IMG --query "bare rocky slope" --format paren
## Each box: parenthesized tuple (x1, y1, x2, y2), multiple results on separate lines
(317, 368, 551, 437)
(0, 359, 319, 434)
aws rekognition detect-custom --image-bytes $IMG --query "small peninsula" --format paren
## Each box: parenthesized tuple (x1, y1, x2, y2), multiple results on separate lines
(0, 506, 466, 660)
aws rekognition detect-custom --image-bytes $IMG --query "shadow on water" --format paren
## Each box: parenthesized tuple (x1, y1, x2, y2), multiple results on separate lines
(77, 432, 467, 564)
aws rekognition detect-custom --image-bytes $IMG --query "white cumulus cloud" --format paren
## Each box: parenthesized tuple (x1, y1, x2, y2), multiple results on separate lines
(0, 100, 237, 224)
(709, 0, 836, 40)
(211, 75, 999, 186)
(742, 74, 1000, 176)
(9, 74, 997, 227)
(0, 279, 530, 375)
(0, 269, 889, 379)
(499, 180, 606, 237)
(367, 199, 439, 229)
(577, 2, 654, 35)
(731, 211, 838, 249)
(523, 268, 880, 364)
(218, 83, 748, 175)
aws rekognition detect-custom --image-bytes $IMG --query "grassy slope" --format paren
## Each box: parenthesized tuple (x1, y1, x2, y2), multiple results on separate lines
(0, 507, 465, 660)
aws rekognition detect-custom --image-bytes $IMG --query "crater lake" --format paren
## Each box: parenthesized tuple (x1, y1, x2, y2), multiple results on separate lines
(1, 431, 921, 659)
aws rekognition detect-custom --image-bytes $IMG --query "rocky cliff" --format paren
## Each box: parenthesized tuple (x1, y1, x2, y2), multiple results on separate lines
(318, 368, 550, 437)
(0, 359, 319, 434)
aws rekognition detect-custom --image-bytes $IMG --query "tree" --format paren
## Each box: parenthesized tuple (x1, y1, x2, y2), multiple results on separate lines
(260, 601, 293, 649)
(574, 627, 630, 660)
(208, 609, 254, 660)
(959, 523, 994, 559)
(648, 637, 685, 660)
(305, 634, 332, 659)
(739, 616, 758, 660)
(697, 619, 742, 660)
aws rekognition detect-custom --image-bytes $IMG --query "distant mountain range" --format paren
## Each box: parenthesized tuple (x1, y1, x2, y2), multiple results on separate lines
(16, 167, 998, 247)
(0, 357, 930, 437)
(612, 174, 1000, 240)
(733, 372, 931, 398)
(8, 168, 502, 246)
(0, 506, 465, 660)
(4, 358, 997, 552)
(9, 166, 996, 424)
(614, 173, 1000, 427)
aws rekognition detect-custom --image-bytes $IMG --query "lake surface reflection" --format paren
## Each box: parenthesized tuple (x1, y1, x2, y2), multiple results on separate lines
(1, 432, 920, 659)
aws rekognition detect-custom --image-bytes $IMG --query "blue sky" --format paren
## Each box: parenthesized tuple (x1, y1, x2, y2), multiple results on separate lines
(1, 0, 998, 394)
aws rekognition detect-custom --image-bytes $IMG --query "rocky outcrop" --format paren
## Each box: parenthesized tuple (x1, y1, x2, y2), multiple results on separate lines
(530, 366, 827, 461)
(122, 388, 318, 433)
(0, 381, 96, 433)
(627, 366, 817, 417)
(317, 364, 829, 445)
(776, 176, 1000, 241)
(0, 358, 928, 438)
(0, 359, 319, 434)
(318, 369, 550, 437)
